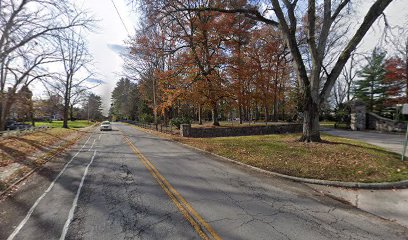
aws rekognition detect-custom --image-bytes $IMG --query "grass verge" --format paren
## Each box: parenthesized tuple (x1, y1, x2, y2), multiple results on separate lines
(130, 124, 408, 183)
(178, 134, 408, 183)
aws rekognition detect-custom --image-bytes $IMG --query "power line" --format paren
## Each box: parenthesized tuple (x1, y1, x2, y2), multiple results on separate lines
(110, 0, 130, 35)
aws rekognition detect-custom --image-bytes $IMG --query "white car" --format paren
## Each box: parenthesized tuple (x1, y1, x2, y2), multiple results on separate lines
(100, 121, 112, 131)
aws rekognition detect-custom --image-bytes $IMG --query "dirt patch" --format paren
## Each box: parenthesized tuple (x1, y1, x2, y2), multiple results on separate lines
(0, 128, 87, 190)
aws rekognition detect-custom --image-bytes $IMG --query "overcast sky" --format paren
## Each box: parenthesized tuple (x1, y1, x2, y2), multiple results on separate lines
(32, 0, 408, 114)
(79, 0, 138, 113)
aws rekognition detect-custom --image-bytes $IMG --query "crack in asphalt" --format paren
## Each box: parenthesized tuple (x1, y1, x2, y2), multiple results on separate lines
(18, 124, 404, 240)
(198, 165, 405, 240)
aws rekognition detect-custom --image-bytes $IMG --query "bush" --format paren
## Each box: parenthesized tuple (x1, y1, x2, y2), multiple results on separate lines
(139, 113, 154, 123)
(170, 117, 191, 129)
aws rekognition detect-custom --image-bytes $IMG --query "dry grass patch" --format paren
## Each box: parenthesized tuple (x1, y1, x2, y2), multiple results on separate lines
(0, 128, 86, 190)
(0, 128, 80, 167)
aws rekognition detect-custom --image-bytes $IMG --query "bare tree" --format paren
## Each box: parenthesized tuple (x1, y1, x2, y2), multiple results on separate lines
(0, 44, 56, 129)
(53, 30, 95, 128)
(170, 0, 393, 141)
(69, 85, 88, 121)
(332, 51, 358, 108)
(0, 0, 94, 130)
(0, 0, 92, 62)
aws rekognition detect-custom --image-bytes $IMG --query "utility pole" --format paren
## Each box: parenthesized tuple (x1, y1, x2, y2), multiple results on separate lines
(87, 96, 90, 123)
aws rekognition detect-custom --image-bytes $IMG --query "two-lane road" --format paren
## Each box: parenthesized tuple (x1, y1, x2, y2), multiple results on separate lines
(0, 123, 407, 240)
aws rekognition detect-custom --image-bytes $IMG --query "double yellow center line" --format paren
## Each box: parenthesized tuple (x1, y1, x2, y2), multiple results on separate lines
(123, 135, 221, 240)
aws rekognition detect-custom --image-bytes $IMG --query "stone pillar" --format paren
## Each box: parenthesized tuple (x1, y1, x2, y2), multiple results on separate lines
(350, 101, 366, 131)
(180, 124, 191, 137)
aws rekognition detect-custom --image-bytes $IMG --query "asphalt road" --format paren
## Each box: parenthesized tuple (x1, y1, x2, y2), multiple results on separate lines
(0, 123, 407, 240)
(322, 128, 406, 156)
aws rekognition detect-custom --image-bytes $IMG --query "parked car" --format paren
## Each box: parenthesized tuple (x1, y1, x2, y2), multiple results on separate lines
(6, 122, 32, 130)
(100, 121, 112, 131)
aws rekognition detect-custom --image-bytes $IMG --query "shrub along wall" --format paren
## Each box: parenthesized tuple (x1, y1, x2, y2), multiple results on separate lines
(180, 124, 303, 138)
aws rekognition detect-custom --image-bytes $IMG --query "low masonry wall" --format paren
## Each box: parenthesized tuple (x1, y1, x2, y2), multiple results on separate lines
(0, 126, 51, 139)
(367, 112, 406, 133)
(180, 123, 303, 138)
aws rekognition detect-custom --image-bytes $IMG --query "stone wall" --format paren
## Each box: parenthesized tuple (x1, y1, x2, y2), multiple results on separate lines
(367, 112, 407, 132)
(350, 101, 366, 131)
(180, 123, 303, 138)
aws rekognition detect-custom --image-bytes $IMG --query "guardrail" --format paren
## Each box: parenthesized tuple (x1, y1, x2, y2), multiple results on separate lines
(122, 120, 178, 135)
(0, 126, 52, 138)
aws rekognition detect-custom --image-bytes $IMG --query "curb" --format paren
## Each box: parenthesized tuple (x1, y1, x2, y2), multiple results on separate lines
(132, 124, 408, 190)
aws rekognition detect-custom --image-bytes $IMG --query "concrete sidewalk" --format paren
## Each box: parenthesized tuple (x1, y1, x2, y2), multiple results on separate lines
(309, 184, 408, 228)
(315, 128, 408, 228)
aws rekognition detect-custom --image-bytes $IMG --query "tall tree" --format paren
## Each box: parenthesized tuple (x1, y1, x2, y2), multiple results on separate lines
(55, 30, 94, 128)
(13, 85, 33, 124)
(384, 57, 407, 106)
(0, 45, 55, 129)
(332, 52, 358, 109)
(85, 93, 104, 121)
(0, 0, 93, 130)
(111, 78, 140, 120)
(386, 21, 408, 103)
(173, 0, 394, 141)
(136, 0, 233, 126)
(354, 48, 387, 112)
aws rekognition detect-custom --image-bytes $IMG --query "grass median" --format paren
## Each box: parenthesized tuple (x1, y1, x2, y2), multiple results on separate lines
(175, 134, 408, 183)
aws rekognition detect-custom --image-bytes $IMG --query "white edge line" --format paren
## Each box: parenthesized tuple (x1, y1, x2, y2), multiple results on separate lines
(59, 150, 97, 240)
(88, 139, 96, 151)
(7, 135, 93, 240)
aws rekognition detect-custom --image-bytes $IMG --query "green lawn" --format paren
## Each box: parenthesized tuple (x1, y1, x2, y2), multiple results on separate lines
(320, 121, 335, 128)
(177, 133, 408, 183)
(33, 120, 94, 129)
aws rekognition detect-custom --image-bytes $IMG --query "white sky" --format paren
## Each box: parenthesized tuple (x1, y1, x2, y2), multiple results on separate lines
(81, 0, 138, 113)
(358, 0, 408, 52)
(30, 0, 408, 114)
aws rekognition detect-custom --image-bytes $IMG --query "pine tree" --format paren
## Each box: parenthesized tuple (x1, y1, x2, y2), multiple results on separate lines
(354, 48, 387, 113)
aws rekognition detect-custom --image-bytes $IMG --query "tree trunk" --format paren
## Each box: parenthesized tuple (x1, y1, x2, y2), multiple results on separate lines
(211, 102, 220, 126)
(198, 104, 202, 125)
(273, 69, 279, 122)
(31, 108, 35, 127)
(300, 95, 321, 142)
(63, 104, 69, 128)
(0, 99, 7, 131)
(239, 105, 243, 124)
(63, 90, 69, 129)
(264, 105, 269, 122)
(0, 92, 15, 130)
(70, 104, 74, 121)
(273, 96, 278, 122)
(255, 103, 260, 121)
